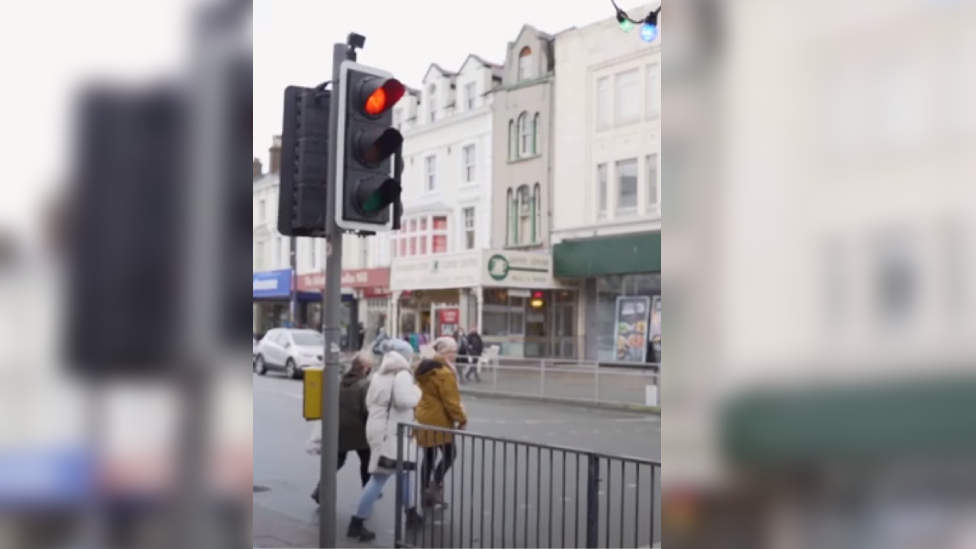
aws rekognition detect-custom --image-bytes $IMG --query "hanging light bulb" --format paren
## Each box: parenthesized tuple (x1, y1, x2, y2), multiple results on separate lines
(616, 10, 634, 32)
(640, 9, 660, 42)
(639, 22, 659, 42)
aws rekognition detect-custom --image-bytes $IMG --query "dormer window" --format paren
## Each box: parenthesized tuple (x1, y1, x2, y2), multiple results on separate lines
(518, 47, 534, 81)
(427, 84, 437, 123)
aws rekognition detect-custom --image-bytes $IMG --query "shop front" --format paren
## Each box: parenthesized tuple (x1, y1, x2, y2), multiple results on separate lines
(389, 250, 579, 358)
(296, 268, 392, 351)
(553, 232, 662, 365)
(252, 269, 322, 335)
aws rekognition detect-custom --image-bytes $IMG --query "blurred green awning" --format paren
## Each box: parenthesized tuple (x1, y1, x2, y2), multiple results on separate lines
(722, 376, 976, 467)
(553, 232, 661, 278)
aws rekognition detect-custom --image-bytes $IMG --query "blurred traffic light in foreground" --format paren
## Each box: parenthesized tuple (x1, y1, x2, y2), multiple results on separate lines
(0, 1, 252, 548)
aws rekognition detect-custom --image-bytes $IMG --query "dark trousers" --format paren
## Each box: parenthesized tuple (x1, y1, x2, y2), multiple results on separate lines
(313, 449, 371, 502)
(421, 443, 457, 486)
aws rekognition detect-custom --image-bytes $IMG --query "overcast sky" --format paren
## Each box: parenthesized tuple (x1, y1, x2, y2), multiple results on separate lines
(253, 0, 651, 165)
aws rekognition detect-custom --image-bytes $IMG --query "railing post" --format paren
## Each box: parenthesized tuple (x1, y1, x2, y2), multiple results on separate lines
(492, 357, 498, 395)
(585, 453, 600, 548)
(594, 365, 601, 403)
(394, 422, 405, 546)
(540, 359, 547, 398)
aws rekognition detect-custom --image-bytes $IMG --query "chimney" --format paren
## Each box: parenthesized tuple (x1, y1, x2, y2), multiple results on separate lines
(269, 135, 282, 174)
(252, 158, 263, 178)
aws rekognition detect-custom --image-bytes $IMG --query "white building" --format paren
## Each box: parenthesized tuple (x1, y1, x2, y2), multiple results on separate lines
(252, 137, 374, 336)
(382, 56, 502, 338)
(550, 6, 663, 362)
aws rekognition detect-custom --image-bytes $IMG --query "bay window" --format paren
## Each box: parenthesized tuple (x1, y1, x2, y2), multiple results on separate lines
(392, 214, 451, 257)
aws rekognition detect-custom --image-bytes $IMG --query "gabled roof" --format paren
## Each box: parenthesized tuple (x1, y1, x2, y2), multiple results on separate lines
(512, 24, 554, 47)
(421, 63, 457, 84)
(459, 53, 504, 75)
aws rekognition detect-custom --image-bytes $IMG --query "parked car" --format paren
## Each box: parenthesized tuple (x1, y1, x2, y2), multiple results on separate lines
(253, 328, 324, 379)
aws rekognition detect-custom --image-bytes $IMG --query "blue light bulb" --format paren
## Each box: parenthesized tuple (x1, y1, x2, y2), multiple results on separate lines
(639, 23, 659, 42)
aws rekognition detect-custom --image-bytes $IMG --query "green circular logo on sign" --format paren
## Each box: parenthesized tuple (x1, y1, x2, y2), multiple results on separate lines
(487, 254, 510, 281)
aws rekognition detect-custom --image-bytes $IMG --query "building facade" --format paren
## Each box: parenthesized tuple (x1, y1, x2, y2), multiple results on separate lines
(551, 6, 663, 363)
(383, 56, 501, 342)
(481, 25, 582, 358)
(490, 25, 556, 251)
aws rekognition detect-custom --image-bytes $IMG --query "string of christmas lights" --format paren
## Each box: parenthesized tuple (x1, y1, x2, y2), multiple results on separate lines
(611, 0, 661, 43)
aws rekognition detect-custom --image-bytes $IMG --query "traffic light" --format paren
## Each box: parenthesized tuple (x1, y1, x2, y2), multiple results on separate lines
(335, 61, 405, 232)
(278, 85, 331, 237)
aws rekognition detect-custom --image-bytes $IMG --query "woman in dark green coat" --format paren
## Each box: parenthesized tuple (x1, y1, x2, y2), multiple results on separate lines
(309, 352, 374, 504)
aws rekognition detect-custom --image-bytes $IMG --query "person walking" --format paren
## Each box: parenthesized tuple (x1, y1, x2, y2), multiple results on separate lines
(454, 329, 470, 385)
(414, 337, 468, 508)
(307, 352, 374, 505)
(463, 329, 484, 383)
(347, 340, 425, 541)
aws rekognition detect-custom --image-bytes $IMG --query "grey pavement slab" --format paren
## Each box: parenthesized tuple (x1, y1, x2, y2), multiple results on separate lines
(253, 374, 661, 548)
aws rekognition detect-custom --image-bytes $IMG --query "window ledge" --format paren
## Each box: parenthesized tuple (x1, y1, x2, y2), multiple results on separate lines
(505, 242, 545, 250)
(507, 154, 542, 165)
(614, 118, 642, 129)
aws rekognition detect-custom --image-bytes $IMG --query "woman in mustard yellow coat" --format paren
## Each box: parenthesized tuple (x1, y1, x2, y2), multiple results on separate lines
(413, 337, 468, 508)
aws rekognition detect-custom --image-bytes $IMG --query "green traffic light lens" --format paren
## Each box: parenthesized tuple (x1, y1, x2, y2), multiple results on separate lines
(362, 193, 383, 213)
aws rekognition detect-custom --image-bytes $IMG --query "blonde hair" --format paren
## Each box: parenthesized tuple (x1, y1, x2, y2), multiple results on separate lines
(350, 351, 375, 373)
(432, 337, 458, 354)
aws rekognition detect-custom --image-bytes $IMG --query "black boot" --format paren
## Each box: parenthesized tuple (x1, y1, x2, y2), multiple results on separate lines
(311, 483, 320, 505)
(347, 517, 376, 542)
(405, 507, 424, 529)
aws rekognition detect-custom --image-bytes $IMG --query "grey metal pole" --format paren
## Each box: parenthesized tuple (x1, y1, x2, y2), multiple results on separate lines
(319, 40, 356, 548)
(289, 236, 297, 326)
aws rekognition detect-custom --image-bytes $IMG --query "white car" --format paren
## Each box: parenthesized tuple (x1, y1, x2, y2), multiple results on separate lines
(253, 328, 325, 379)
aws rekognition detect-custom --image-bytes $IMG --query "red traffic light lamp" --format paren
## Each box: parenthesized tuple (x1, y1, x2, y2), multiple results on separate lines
(361, 78, 405, 117)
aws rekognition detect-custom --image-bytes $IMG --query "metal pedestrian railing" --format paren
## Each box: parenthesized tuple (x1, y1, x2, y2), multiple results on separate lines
(458, 362, 661, 409)
(393, 423, 661, 549)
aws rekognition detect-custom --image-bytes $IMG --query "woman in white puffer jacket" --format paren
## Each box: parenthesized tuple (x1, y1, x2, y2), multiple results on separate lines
(347, 340, 424, 542)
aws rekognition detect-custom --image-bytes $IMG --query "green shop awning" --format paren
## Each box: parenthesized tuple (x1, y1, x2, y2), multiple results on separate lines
(722, 375, 976, 468)
(553, 232, 661, 278)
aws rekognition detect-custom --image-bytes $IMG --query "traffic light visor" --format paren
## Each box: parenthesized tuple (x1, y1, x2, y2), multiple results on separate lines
(356, 127, 404, 166)
(364, 79, 405, 116)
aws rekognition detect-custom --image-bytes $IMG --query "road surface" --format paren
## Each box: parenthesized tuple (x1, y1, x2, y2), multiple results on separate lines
(253, 372, 661, 548)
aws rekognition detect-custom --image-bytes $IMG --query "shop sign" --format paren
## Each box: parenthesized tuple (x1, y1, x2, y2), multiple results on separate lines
(390, 252, 481, 291)
(252, 270, 292, 299)
(436, 308, 460, 337)
(482, 251, 554, 289)
(297, 268, 391, 292)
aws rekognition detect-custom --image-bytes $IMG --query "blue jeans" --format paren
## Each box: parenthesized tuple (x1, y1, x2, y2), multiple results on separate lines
(354, 470, 414, 520)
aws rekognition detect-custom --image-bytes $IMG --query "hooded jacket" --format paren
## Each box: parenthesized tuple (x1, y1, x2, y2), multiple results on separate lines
(337, 369, 370, 452)
(413, 357, 468, 448)
(364, 350, 423, 474)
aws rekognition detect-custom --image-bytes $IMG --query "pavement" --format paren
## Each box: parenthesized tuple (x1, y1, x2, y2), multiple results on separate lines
(253, 372, 661, 548)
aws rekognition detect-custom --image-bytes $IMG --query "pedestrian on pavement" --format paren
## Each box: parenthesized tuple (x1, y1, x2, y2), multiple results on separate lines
(347, 340, 425, 541)
(307, 351, 374, 505)
(454, 329, 470, 385)
(370, 327, 390, 360)
(414, 336, 468, 509)
(463, 329, 484, 383)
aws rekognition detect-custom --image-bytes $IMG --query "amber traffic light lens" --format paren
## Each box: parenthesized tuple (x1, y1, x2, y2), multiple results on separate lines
(363, 79, 405, 116)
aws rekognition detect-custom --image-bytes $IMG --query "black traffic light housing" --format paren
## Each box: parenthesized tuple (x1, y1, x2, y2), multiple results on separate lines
(278, 85, 331, 237)
(335, 61, 405, 233)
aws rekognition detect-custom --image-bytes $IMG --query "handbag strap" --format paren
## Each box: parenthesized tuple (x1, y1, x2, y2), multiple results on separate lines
(381, 382, 397, 443)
